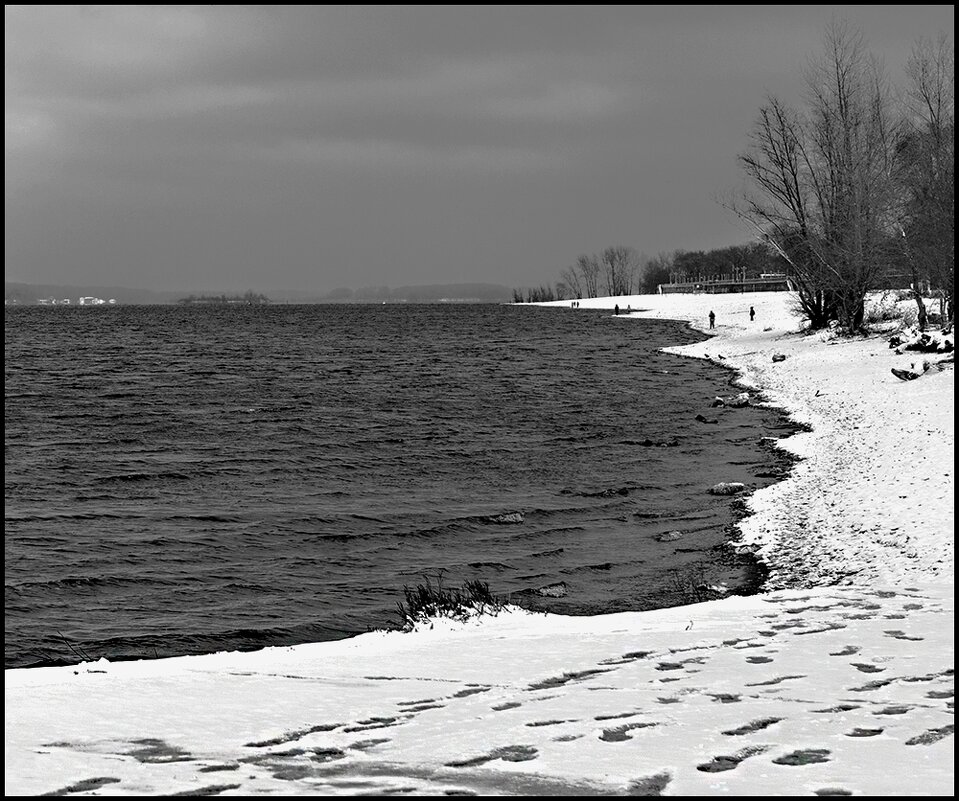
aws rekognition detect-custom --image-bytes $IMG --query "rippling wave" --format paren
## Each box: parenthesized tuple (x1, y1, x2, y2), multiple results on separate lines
(4, 304, 799, 668)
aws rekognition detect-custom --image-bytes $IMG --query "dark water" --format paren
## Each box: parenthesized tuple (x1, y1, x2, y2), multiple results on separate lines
(4, 304, 798, 668)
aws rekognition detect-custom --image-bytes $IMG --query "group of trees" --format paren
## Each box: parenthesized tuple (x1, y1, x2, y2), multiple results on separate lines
(516, 24, 952, 333)
(177, 291, 270, 305)
(655, 243, 790, 288)
(558, 247, 644, 299)
(735, 23, 953, 331)
(516, 241, 789, 302)
(511, 285, 561, 303)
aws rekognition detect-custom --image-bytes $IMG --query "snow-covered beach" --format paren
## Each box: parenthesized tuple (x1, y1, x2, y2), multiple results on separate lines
(5, 291, 954, 796)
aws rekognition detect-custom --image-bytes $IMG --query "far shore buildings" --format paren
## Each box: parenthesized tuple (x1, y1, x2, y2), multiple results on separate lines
(33, 297, 116, 305)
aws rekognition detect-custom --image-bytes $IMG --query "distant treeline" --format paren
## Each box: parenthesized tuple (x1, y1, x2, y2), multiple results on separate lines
(177, 291, 270, 305)
(513, 242, 791, 302)
(322, 283, 512, 303)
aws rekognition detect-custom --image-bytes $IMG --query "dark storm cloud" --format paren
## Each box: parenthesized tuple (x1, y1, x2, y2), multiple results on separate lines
(5, 5, 954, 292)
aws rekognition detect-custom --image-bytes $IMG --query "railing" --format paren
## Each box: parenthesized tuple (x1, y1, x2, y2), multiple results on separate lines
(658, 276, 793, 295)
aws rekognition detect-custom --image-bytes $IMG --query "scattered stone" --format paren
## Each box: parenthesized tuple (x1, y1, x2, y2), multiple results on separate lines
(772, 353, 787, 362)
(489, 512, 524, 524)
(708, 482, 747, 496)
(713, 392, 750, 408)
(892, 366, 924, 381)
(656, 531, 684, 542)
(893, 328, 955, 353)
(694, 414, 718, 424)
(535, 582, 567, 598)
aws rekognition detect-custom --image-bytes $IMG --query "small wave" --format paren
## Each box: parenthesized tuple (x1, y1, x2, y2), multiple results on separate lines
(349, 513, 392, 524)
(576, 486, 633, 498)
(7, 574, 173, 592)
(620, 438, 680, 447)
(168, 513, 246, 523)
(4, 511, 142, 522)
(223, 582, 274, 593)
(529, 547, 565, 559)
(93, 471, 192, 484)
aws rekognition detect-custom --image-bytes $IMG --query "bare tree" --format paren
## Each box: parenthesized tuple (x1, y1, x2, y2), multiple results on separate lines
(736, 21, 902, 331)
(899, 33, 955, 326)
(560, 264, 584, 299)
(601, 246, 641, 296)
(576, 253, 602, 298)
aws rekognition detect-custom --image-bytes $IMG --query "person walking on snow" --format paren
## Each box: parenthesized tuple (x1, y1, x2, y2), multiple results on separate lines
(749, 306, 755, 322)
(708, 310, 715, 329)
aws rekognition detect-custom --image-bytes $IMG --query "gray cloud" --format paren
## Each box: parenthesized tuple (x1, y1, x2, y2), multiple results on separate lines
(5, 5, 954, 293)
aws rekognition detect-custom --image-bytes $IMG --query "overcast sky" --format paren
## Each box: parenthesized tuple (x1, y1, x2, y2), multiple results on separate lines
(5, 5, 955, 293)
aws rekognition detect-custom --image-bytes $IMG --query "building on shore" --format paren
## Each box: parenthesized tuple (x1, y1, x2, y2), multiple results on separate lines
(658, 274, 793, 294)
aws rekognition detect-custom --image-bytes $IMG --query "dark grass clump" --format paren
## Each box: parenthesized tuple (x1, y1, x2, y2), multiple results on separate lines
(396, 576, 511, 631)
(666, 566, 712, 605)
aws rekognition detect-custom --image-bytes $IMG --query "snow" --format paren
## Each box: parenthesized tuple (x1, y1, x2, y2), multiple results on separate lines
(5, 291, 954, 796)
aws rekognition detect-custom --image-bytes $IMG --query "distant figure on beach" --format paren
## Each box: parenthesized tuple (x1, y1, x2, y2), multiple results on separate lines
(749, 306, 755, 322)
(614, 304, 620, 315)
(708, 310, 715, 329)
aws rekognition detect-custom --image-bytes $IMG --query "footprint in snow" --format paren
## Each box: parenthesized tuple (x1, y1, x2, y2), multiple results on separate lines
(599, 722, 659, 742)
(845, 728, 883, 737)
(772, 748, 831, 766)
(722, 717, 783, 736)
(445, 745, 538, 768)
(696, 745, 768, 772)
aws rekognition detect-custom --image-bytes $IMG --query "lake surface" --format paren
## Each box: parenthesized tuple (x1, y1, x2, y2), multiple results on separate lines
(4, 304, 798, 668)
